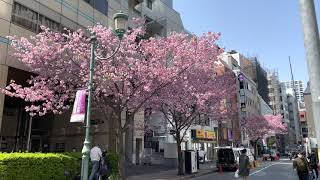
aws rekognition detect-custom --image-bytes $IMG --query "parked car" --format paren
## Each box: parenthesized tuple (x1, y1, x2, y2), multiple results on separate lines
(214, 147, 254, 171)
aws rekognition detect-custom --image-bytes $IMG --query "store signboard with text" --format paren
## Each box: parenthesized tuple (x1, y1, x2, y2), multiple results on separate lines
(192, 129, 216, 142)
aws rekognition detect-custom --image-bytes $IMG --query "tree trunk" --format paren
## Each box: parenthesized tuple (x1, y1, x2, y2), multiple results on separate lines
(118, 129, 126, 180)
(125, 113, 134, 163)
(112, 109, 127, 180)
(108, 112, 117, 153)
(254, 140, 258, 161)
(176, 133, 184, 176)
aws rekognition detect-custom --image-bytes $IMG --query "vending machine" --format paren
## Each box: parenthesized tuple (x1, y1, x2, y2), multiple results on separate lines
(185, 151, 198, 174)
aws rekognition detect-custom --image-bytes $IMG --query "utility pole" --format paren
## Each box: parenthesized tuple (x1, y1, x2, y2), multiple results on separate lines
(299, 0, 320, 159)
(80, 34, 96, 180)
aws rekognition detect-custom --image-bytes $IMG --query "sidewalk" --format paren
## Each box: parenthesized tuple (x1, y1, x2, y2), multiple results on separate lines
(127, 162, 216, 180)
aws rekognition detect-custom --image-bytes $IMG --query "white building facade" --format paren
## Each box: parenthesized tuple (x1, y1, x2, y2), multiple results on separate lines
(286, 88, 302, 145)
(283, 80, 305, 104)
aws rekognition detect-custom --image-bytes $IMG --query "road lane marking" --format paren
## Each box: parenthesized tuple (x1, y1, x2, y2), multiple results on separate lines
(277, 162, 293, 165)
(249, 163, 280, 176)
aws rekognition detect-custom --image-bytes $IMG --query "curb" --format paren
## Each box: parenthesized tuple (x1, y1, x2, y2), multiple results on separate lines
(168, 161, 268, 180)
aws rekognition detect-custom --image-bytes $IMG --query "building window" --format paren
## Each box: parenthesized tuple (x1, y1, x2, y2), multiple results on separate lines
(147, 0, 153, 9)
(12, 2, 61, 33)
(39, 15, 60, 32)
(302, 128, 308, 133)
(55, 143, 65, 152)
(12, 3, 39, 32)
(84, 0, 108, 15)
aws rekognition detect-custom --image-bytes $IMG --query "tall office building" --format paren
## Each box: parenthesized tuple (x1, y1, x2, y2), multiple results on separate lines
(268, 70, 296, 149)
(283, 80, 305, 104)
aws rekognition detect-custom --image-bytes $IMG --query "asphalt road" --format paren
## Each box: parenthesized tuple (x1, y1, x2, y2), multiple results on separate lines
(192, 160, 299, 180)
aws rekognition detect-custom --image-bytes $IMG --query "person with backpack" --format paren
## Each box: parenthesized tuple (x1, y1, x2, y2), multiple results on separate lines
(293, 152, 310, 180)
(99, 150, 112, 180)
(308, 150, 319, 179)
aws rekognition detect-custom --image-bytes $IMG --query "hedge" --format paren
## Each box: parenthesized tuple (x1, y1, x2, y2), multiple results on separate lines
(0, 152, 120, 180)
(106, 152, 120, 179)
(0, 152, 80, 180)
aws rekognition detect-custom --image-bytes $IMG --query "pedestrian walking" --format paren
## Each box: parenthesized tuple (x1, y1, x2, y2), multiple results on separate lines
(89, 144, 103, 180)
(293, 152, 309, 180)
(99, 150, 112, 180)
(238, 149, 250, 180)
(308, 150, 319, 179)
(289, 152, 293, 161)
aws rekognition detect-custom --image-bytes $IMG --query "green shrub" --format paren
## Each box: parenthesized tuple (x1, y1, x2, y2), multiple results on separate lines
(0, 153, 80, 180)
(106, 152, 120, 177)
(0, 152, 120, 180)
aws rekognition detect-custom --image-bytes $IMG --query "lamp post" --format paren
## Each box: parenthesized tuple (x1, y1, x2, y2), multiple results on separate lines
(80, 11, 128, 180)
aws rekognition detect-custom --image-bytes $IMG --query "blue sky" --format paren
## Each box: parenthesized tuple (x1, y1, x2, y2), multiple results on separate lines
(173, 0, 320, 85)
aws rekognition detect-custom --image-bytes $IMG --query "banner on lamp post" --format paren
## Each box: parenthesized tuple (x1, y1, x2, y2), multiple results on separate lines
(70, 89, 86, 123)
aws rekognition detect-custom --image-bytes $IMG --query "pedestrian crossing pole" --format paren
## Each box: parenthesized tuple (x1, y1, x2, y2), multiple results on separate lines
(299, 0, 320, 160)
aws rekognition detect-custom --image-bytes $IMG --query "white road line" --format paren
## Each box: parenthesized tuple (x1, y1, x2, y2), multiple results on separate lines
(277, 162, 293, 165)
(249, 163, 280, 176)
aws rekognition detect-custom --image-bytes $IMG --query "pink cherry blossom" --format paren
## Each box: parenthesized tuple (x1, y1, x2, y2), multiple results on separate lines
(2, 23, 228, 177)
(244, 114, 287, 141)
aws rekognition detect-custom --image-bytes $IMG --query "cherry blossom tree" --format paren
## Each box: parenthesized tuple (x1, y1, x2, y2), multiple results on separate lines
(150, 65, 237, 175)
(244, 115, 270, 160)
(1, 24, 225, 178)
(244, 114, 287, 159)
(264, 114, 287, 134)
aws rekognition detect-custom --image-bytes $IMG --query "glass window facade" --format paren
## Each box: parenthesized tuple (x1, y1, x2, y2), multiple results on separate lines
(12, 3, 39, 32)
(84, 0, 108, 15)
(147, 0, 152, 9)
(12, 2, 61, 33)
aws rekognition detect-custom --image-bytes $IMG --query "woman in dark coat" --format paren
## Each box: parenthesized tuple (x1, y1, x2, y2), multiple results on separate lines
(99, 150, 111, 180)
(238, 149, 250, 180)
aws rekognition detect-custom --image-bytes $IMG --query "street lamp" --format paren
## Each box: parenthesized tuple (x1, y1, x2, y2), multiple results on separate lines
(114, 11, 129, 39)
(80, 12, 128, 180)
